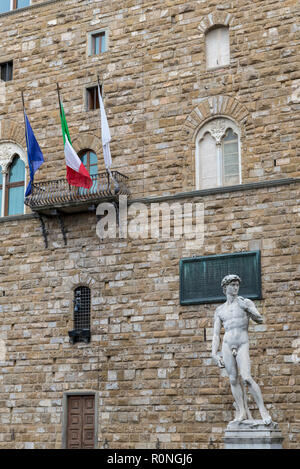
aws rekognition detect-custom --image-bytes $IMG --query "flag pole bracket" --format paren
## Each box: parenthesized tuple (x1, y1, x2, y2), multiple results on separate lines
(37, 210, 67, 247)
(56, 211, 67, 246)
(38, 214, 48, 249)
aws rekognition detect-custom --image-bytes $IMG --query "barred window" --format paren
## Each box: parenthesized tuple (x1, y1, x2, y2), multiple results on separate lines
(74, 286, 91, 330)
(68, 286, 91, 344)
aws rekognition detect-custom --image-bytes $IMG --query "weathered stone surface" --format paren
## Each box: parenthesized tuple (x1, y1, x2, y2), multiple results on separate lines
(0, 0, 298, 450)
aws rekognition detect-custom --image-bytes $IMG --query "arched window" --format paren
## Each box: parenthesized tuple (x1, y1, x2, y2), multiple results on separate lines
(205, 26, 230, 69)
(6, 156, 25, 216)
(196, 118, 241, 190)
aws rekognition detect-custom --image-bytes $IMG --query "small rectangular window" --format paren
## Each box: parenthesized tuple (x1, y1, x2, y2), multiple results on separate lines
(86, 85, 102, 111)
(92, 32, 106, 55)
(0, 61, 13, 82)
(88, 30, 107, 56)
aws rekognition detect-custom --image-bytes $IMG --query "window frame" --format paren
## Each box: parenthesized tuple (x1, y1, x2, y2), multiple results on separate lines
(68, 285, 91, 344)
(0, 60, 13, 82)
(73, 285, 91, 331)
(85, 84, 102, 111)
(195, 117, 242, 190)
(205, 25, 230, 70)
(86, 86, 99, 111)
(87, 29, 108, 56)
(5, 156, 25, 216)
(0, 0, 31, 13)
(0, 144, 27, 218)
(79, 149, 98, 176)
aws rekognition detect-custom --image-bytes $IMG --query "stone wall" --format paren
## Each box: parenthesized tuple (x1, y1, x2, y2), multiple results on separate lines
(0, 0, 299, 449)
(0, 0, 299, 197)
(0, 179, 299, 448)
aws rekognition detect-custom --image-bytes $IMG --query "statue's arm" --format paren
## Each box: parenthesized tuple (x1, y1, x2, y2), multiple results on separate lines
(211, 312, 224, 367)
(240, 297, 263, 323)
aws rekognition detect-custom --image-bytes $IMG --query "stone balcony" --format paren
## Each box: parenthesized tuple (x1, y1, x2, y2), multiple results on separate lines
(24, 171, 130, 215)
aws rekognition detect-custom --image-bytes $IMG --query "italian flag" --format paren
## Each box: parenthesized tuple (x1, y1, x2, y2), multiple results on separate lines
(59, 101, 93, 189)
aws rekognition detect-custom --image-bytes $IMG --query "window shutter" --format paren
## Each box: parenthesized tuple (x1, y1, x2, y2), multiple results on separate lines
(199, 132, 218, 189)
(218, 27, 230, 66)
(206, 26, 230, 69)
(0, 0, 10, 14)
(206, 28, 219, 69)
(7, 157, 25, 216)
(16, 0, 31, 9)
(222, 129, 239, 185)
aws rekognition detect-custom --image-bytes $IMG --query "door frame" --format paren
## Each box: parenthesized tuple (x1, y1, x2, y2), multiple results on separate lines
(62, 391, 99, 449)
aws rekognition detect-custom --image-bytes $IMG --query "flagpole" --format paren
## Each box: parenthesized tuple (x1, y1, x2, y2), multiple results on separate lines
(97, 74, 119, 193)
(56, 82, 63, 119)
(57, 83, 71, 191)
(21, 91, 29, 148)
(21, 91, 32, 196)
(97, 75, 110, 188)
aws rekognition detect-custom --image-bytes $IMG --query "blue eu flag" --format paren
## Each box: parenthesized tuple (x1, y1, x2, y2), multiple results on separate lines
(24, 112, 44, 197)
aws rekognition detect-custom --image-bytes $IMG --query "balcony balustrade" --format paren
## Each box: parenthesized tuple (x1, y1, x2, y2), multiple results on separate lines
(25, 170, 130, 215)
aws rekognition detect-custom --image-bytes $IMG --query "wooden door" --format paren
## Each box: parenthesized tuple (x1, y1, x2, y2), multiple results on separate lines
(67, 395, 95, 449)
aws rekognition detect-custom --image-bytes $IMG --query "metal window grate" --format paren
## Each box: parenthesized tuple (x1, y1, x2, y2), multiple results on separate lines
(74, 286, 91, 330)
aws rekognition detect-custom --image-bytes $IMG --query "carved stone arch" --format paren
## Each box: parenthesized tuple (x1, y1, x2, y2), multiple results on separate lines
(72, 133, 102, 157)
(0, 119, 26, 148)
(65, 272, 96, 291)
(198, 11, 234, 35)
(0, 141, 27, 173)
(0, 118, 28, 175)
(181, 95, 252, 191)
(183, 95, 251, 139)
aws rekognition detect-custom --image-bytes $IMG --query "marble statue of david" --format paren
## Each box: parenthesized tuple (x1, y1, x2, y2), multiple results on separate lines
(211, 274, 272, 425)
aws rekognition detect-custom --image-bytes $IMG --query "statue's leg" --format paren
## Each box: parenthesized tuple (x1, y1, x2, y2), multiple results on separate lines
(222, 343, 247, 421)
(237, 343, 272, 425)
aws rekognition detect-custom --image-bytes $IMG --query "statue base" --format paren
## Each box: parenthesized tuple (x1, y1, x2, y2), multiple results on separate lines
(223, 419, 283, 449)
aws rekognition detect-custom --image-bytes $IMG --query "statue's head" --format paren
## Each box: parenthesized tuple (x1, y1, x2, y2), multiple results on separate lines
(221, 274, 241, 295)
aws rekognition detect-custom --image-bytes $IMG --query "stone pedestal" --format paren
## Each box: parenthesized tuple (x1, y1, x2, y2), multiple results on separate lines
(223, 420, 283, 449)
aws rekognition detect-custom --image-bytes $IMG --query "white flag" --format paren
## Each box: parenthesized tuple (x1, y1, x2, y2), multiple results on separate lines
(98, 84, 112, 169)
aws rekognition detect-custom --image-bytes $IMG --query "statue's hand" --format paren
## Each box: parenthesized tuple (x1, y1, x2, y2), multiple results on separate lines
(237, 296, 249, 311)
(212, 354, 225, 368)
(238, 297, 263, 323)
